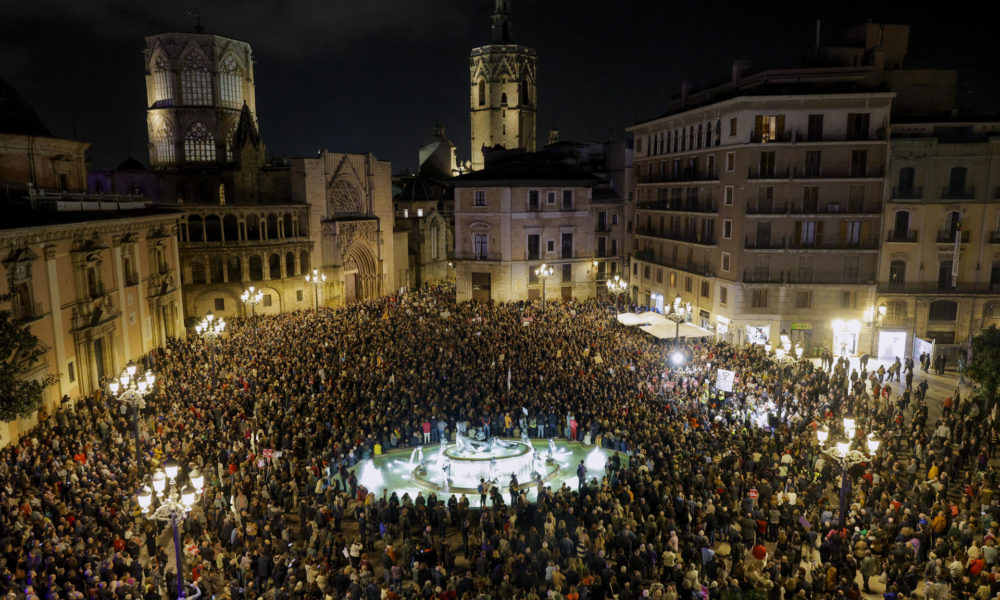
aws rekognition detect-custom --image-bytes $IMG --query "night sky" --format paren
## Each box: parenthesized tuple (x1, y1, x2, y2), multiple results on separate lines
(3, 1, 998, 173)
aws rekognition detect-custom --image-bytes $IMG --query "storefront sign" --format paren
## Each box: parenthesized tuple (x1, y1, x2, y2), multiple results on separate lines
(790, 322, 812, 330)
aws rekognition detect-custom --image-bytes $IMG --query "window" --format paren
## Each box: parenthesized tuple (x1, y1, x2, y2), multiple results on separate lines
(296, 290, 304, 302)
(528, 190, 540, 211)
(724, 186, 734, 205)
(546, 191, 556, 205)
(892, 211, 910, 238)
(262, 294, 273, 307)
(701, 281, 710, 298)
(844, 256, 860, 282)
(706, 155, 716, 178)
(898, 167, 915, 193)
(561, 233, 573, 259)
(500, 93, 508, 106)
(729, 117, 737, 136)
(795, 291, 812, 308)
(754, 114, 785, 142)
(841, 291, 857, 309)
(67, 361, 75, 383)
(656, 269, 663, 283)
(929, 299, 958, 321)
(722, 219, 732, 239)
(751, 289, 768, 308)
(797, 221, 817, 246)
(844, 221, 862, 245)
(889, 260, 906, 287)
(850, 150, 867, 177)
(474, 233, 488, 259)
(154, 121, 175, 164)
(562, 190, 573, 210)
(184, 121, 215, 163)
(474, 190, 486, 206)
(802, 186, 818, 212)
(804, 151, 821, 177)
(938, 260, 954, 290)
(562, 264, 572, 283)
(218, 55, 243, 108)
(181, 51, 212, 105)
(887, 300, 906, 318)
(807, 114, 824, 141)
(846, 113, 870, 140)
(720, 286, 727, 304)
(721, 252, 731, 272)
(704, 122, 712, 147)
(685, 277, 693, 293)
(643, 265, 651, 279)
(991, 262, 1000, 289)
(527, 234, 540, 260)
(214, 298, 225, 311)
(612, 214, 619, 225)
(797, 256, 814, 281)
(948, 167, 968, 196)
(759, 151, 776, 177)
(848, 185, 866, 212)
(725, 152, 735, 172)
(151, 54, 174, 106)
(547, 240, 555, 253)
(417, 208, 424, 217)
(669, 272, 677, 287)
(636, 137, 643, 155)
(478, 80, 486, 106)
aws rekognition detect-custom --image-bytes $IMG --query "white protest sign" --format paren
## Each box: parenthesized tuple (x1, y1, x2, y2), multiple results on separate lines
(716, 369, 735, 392)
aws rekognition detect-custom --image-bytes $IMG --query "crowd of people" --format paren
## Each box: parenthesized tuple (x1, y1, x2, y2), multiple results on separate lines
(2, 284, 1000, 600)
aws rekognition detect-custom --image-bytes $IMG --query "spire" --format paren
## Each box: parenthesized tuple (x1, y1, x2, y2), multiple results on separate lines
(233, 101, 261, 151)
(491, 0, 512, 44)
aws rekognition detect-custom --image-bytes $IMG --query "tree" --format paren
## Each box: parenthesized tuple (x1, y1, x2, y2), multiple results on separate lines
(965, 325, 1000, 413)
(0, 297, 57, 422)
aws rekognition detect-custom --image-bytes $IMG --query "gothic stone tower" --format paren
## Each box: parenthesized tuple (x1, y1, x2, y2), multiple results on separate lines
(469, 0, 537, 171)
(144, 32, 260, 172)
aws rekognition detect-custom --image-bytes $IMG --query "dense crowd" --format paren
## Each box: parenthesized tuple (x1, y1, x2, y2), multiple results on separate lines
(2, 284, 1000, 600)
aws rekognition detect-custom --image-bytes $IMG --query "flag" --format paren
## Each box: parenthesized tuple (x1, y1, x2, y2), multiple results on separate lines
(507, 367, 512, 391)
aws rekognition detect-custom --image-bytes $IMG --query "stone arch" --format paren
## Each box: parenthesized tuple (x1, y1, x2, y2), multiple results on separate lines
(188, 214, 204, 242)
(246, 214, 260, 240)
(226, 255, 242, 283)
(268, 253, 282, 279)
(204, 214, 222, 242)
(248, 255, 264, 281)
(209, 256, 225, 283)
(223, 214, 239, 241)
(283, 212, 294, 237)
(342, 242, 379, 302)
(285, 251, 296, 277)
(266, 213, 279, 239)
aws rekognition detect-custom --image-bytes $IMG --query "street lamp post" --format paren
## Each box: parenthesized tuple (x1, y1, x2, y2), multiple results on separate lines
(305, 268, 326, 311)
(195, 312, 225, 387)
(666, 295, 692, 341)
(534, 263, 554, 310)
(606, 275, 628, 312)
(240, 286, 263, 318)
(107, 361, 155, 467)
(136, 459, 204, 600)
(816, 417, 880, 532)
(764, 334, 803, 422)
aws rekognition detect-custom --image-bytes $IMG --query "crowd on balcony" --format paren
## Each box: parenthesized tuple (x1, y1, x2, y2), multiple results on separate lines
(1, 285, 999, 600)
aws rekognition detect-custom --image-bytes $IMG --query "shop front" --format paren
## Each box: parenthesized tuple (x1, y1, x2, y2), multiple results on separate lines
(747, 324, 770, 345)
(831, 319, 862, 357)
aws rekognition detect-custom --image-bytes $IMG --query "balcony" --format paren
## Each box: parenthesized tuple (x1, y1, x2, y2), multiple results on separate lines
(749, 132, 793, 144)
(745, 204, 788, 216)
(791, 166, 885, 179)
(124, 272, 140, 287)
(788, 202, 879, 215)
(877, 281, 1000, 295)
(744, 235, 787, 250)
(941, 186, 975, 200)
(785, 273, 872, 285)
(13, 301, 45, 322)
(787, 239, 878, 251)
(891, 186, 923, 200)
(886, 230, 917, 243)
(595, 224, 613, 233)
(635, 170, 720, 184)
(635, 228, 716, 246)
(636, 199, 718, 214)
(936, 230, 970, 244)
(455, 252, 503, 262)
(742, 270, 784, 284)
(633, 252, 714, 277)
(747, 166, 790, 180)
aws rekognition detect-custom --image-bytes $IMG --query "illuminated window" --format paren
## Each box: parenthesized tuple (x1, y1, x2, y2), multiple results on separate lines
(154, 121, 175, 164)
(181, 52, 212, 105)
(218, 55, 243, 108)
(184, 122, 215, 162)
(151, 54, 174, 106)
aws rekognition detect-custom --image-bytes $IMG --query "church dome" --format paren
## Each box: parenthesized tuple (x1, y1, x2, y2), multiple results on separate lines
(0, 78, 52, 137)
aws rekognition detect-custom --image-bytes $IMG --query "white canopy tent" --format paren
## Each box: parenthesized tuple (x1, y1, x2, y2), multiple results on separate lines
(638, 321, 714, 340)
(615, 312, 668, 326)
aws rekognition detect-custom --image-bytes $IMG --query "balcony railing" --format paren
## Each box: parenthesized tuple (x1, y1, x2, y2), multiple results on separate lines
(636, 228, 716, 245)
(14, 301, 45, 322)
(745, 204, 788, 215)
(633, 252, 713, 277)
(124, 272, 140, 287)
(936, 230, 970, 244)
(635, 170, 720, 184)
(744, 235, 787, 250)
(789, 202, 879, 215)
(742, 270, 784, 284)
(787, 239, 879, 251)
(886, 230, 917, 243)
(877, 281, 1000, 294)
(791, 166, 885, 179)
(636, 199, 718, 213)
(941, 186, 975, 200)
(785, 273, 872, 285)
(891, 186, 923, 200)
(747, 166, 789, 179)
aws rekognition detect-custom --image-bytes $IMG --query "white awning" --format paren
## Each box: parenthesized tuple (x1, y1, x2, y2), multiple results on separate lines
(616, 312, 668, 326)
(638, 321, 714, 340)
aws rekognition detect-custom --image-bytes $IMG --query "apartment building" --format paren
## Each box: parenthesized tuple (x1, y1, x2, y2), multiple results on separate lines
(875, 121, 1000, 362)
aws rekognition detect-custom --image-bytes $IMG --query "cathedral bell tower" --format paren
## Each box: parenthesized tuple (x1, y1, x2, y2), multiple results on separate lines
(469, 0, 537, 171)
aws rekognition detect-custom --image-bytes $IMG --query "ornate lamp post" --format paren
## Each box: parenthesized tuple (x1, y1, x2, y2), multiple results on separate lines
(107, 361, 155, 467)
(305, 268, 326, 311)
(666, 295, 692, 341)
(816, 416, 880, 531)
(534, 263, 554, 310)
(240, 286, 263, 318)
(606, 275, 628, 312)
(195, 312, 225, 387)
(136, 459, 204, 600)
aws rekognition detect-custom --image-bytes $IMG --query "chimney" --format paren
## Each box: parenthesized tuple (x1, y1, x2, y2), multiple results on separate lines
(731, 60, 751, 85)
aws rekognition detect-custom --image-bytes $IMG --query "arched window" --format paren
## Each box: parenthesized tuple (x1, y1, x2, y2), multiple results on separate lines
(218, 55, 243, 108)
(697, 124, 703, 149)
(226, 256, 242, 282)
(223, 214, 239, 241)
(184, 122, 214, 163)
(210, 257, 225, 283)
(705, 121, 712, 147)
(224, 126, 236, 162)
(188, 215, 204, 242)
(892, 210, 910, 239)
(181, 51, 212, 105)
(928, 299, 958, 321)
(285, 252, 296, 277)
(248, 255, 264, 281)
(151, 54, 174, 106)
(283, 213, 293, 237)
(300, 250, 310, 273)
(266, 213, 279, 239)
(478, 80, 486, 106)
(520, 82, 530, 106)
(268, 254, 282, 279)
(500, 92, 508, 105)
(204, 215, 222, 242)
(246, 214, 260, 240)
(430, 221, 441, 260)
(154, 120, 175, 164)
(715, 119, 721, 145)
(665, 131, 670, 154)
(888, 260, 906, 287)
